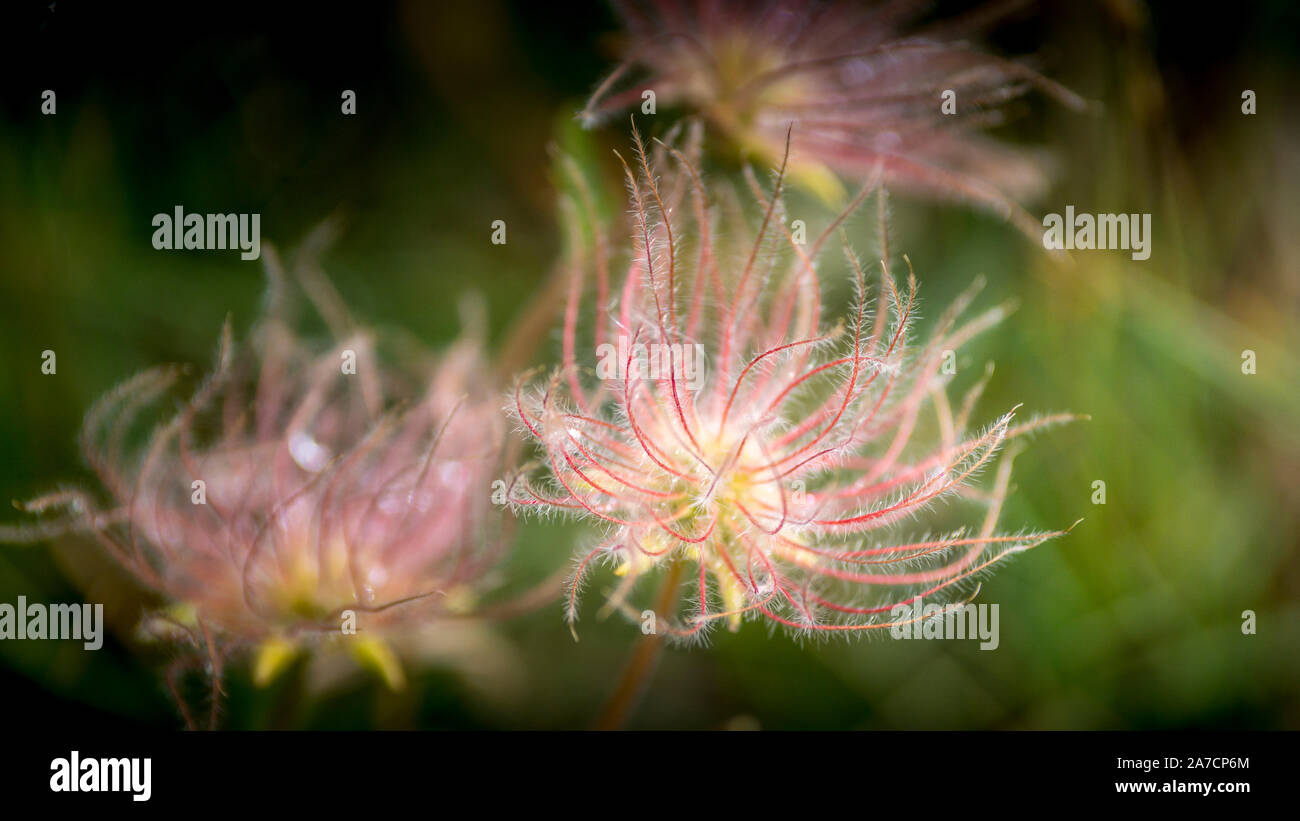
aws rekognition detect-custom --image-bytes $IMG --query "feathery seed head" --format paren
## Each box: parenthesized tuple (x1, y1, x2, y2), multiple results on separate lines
(511, 129, 1074, 639)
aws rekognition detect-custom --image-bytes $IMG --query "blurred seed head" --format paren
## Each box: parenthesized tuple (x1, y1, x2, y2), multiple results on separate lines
(14, 246, 507, 664)
(581, 0, 1087, 238)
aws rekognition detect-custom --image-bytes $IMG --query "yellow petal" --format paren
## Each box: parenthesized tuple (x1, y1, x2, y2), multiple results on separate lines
(442, 585, 477, 616)
(253, 636, 298, 687)
(790, 161, 847, 208)
(350, 635, 406, 691)
(735, 132, 846, 207)
(137, 602, 200, 643)
(715, 566, 748, 632)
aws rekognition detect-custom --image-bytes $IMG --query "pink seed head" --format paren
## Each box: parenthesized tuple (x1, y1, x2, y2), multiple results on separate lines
(511, 129, 1075, 639)
(581, 0, 1087, 239)
(64, 274, 505, 645)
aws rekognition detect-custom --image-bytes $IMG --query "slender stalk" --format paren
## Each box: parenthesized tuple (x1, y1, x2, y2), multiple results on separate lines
(198, 619, 224, 731)
(492, 262, 570, 388)
(593, 559, 683, 730)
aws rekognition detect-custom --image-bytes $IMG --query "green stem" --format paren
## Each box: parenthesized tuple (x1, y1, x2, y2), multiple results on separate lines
(593, 560, 683, 730)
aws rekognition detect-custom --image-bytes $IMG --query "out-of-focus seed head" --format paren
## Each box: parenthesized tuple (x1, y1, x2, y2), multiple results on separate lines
(581, 0, 1087, 238)
(17, 250, 506, 666)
